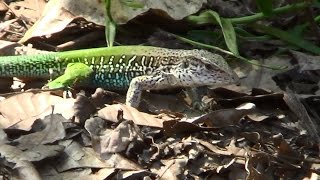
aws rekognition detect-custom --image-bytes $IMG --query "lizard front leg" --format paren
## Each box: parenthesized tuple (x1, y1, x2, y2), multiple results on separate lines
(126, 72, 178, 108)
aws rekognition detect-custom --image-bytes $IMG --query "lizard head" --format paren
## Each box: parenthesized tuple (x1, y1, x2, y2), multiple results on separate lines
(172, 50, 239, 87)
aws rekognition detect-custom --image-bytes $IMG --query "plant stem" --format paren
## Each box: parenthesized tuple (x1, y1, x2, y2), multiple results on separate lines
(230, 2, 310, 24)
(172, 33, 286, 70)
(188, 2, 310, 25)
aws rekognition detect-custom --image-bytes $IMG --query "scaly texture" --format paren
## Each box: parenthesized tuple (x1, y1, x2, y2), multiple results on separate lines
(0, 46, 238, 107)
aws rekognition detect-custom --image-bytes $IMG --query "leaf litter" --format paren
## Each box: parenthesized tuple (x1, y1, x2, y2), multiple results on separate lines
(2, 83, 318, 179)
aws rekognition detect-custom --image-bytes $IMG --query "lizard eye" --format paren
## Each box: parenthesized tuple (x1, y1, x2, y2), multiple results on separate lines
(204, 63, 214, 70)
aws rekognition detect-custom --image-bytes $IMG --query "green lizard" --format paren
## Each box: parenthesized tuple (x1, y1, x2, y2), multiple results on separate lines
(0, 46, 239, 107)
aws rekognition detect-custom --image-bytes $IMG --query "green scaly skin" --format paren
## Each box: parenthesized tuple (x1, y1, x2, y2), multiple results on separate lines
(0, 46, 182, 89)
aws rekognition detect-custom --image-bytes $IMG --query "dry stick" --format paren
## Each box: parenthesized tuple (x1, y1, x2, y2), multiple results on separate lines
(0, 87, 65, 98)
(283, 88, 320, 156)
(305, 6, 320, 41)
(56, 30, 105, 51)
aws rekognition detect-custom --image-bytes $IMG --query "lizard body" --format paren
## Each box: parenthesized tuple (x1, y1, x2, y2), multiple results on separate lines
(0, 46, 238, 107)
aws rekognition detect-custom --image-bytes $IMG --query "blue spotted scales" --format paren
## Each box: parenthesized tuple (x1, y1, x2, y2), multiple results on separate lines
(0, 46, 239, 107)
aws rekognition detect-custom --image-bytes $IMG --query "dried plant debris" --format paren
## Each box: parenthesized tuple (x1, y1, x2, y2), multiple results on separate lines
(0, 85, 319, 179)
(0, 91, 75, 131)
(0, 80, 318, 179)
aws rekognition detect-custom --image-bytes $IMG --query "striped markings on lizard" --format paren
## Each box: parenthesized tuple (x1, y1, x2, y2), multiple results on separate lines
(0, 46, 239, 107)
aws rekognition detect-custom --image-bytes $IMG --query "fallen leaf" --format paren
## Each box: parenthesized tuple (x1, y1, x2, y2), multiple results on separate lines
(0, 92, 75, 131)
(20, 0, 206, 42)
(53, 140, 111, 172)
(97, 120, 141, 154)
(97, 104, 172, 128)
(15, 114, 67, 150)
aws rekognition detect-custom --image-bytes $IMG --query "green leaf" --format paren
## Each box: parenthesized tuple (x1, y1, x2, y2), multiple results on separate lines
(106, 21, 116, 47)
(187, 11, 239, 56)
(104, 0, 116, 47)
(254, 0, 273, 16)
(235, 27, 271, 41)
(252, 23, 320, 55)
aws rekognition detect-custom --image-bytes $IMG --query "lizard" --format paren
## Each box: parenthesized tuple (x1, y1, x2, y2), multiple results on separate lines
(0, 46, 239, 107)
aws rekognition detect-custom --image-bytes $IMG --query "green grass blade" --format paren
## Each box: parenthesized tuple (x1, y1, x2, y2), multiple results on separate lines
(254, 0, 273, 16)
(187, 11, 239, 56)
(252, 23, 320, 55)
(172, 33, 286, 70)
(104, 0, 116, 47)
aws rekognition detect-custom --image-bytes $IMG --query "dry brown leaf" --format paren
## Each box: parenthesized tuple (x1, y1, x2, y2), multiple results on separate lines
(87, 168, 116, 180)
(198, 139, 232, 156)
(237, 56, 291, 92)
(9, 0, 47, 23)
(53, 140, 111, 172)
(0, 39, 22, 55)
(216, 158, 236, 173)
(20, 0, 206, 42)
(246, 113, 270, 122)
(0, 92, 75, 131)
(0, 144, 26, 162)
(155, 158, 188, 180)
(43, 168, 92, 180)
(189, 103, 255, 127)
(163, 120, 218, 136)
(290, 50, 320, 71)
(240, 132, 261, 144)
(227, 166, 247, 180)
(15, 114, 67, 150)
(0, 128, 8, 144)
(246, 153, 273, 180)
(98, 120, 141, 154)
(117, 170, 157, 179)
(97, 104, 172, 128)
(14, 160, 42, 180)
(20, 145, 64, 162)
(100, 153, 143, 170)
(74, 88, 121, 124)
(273, 134, 303, 162)
(19, 0, 79, 43)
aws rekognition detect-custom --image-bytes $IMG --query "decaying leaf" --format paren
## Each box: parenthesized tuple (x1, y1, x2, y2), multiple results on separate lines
(14, 161, 42, 180)
(155, 159, 188, 180)
(117, 170, 157, 179)
(100, 153, 143, 170)
(246, 153, 273, 180)
(53, 140, 111, 172)
(94, 120, 141, 154)
(20, 0, 207, 42)
(74, 88, 121, 124)
(86, 168, 116, 180)
(189, 103, 255, 127)
(163, 120, 218, 136)
(0, 92, 75, 131)
(8, 0, 47, 24)
(14, 114, 67, 150)
(97, 104, 173, 127)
